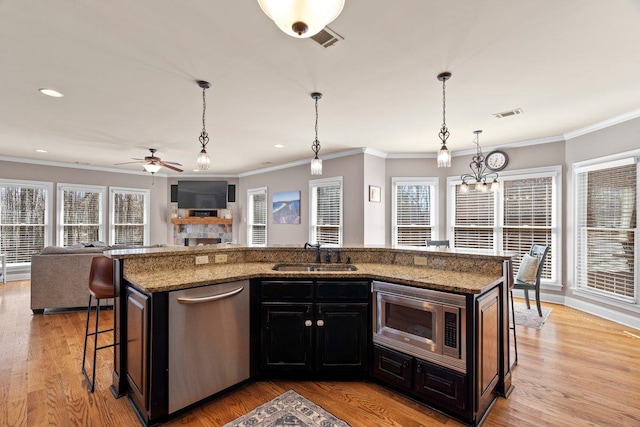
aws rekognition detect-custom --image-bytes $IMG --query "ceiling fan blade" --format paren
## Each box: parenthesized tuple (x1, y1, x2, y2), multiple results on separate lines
(114, 160, 142, 165)
(160, 161, 183, 172)
(163, 161, 182, 166)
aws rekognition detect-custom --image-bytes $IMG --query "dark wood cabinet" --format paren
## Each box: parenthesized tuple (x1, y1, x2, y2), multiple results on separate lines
(258, 279, 370, 377)
(260, 303, 313, 371)
(126, 286, 149, 413)
(414, 359, 467, 413)
(316, 302, 368, 373)
(372, 344, 414, 389)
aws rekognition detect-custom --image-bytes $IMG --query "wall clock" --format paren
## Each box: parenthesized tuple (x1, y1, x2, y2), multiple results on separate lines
(485, 150, 509, 171)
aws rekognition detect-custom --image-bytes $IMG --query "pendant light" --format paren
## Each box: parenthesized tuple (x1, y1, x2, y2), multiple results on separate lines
(196, 80, 211, 171)
(310, 92, 323, 175)
(436, 72, 452, 168)
(257, 0, 345, 38)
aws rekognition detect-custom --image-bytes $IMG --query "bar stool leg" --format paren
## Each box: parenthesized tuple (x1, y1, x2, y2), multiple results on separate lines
(81, 294, 93, 389)
(510, 290, 518, 365)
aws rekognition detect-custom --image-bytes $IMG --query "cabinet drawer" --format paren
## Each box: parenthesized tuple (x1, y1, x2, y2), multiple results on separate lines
(372, 345, 413, 390)
(414, 359, 468, 412)
(260, 281, 314, 301)
(316, 281, 370, 301)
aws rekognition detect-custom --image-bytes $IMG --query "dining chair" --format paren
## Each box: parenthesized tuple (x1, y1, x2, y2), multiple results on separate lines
(426, 239, 450, 248)
(512, 244, 549, 317)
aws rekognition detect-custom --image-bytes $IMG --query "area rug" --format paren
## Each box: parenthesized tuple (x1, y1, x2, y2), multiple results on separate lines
(223, 390, 350, 427)
(512, 302, 552, 329)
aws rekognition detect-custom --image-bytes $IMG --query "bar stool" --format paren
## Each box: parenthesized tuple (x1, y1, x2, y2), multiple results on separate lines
(81, 256, 115, 392)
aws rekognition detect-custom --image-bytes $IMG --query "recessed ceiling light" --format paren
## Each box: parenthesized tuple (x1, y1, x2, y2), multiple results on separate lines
(274, 144, 284, 148)
(39, 88, 64, 98)
(35, 149, 47, 153)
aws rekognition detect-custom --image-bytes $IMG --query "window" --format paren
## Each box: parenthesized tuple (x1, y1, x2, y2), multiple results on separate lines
(392, 177, 438, 247)
(575, 157, 637, 302)
(0, 179, 52, 265)
(309, 177, 342, 246)
(57, 184, 105, 246)
(449, 166, 561, 284)
(110, 187, 150, 246)
(247, 187, 267, 246)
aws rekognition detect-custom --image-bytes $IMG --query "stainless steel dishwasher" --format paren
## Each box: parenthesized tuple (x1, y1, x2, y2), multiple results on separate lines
(168, 280, 250, 414)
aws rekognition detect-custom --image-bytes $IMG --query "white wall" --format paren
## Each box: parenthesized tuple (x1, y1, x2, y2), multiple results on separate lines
(363, 153, 386, 245)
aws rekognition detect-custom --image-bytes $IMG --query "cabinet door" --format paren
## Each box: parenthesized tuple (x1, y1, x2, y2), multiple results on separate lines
(315, 303, 369, 374)
(126, 287, 149, 412)
(260, 303, 313, 372)
(372, 345, 414, 390)
(476, 287, 500, 415)
(414, 359, 468, 413)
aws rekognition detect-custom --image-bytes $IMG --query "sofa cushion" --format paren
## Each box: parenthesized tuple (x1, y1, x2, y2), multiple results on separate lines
(39, 245, 109, 255)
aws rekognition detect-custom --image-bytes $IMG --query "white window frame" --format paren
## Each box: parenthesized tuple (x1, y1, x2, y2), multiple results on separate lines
(247, 187, 268, 247)
(573, 154, 639, 307)
(57, 183, 106, 246)
(0, 178, 53, 266)
(309, 176, 343, 246)
(447, 165, 562, 288)
(109, 187, 150, 246)
(391, 177, 438, 247)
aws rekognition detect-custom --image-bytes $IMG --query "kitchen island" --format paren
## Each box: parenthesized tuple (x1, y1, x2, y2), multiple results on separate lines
(106, 245, 513, 426)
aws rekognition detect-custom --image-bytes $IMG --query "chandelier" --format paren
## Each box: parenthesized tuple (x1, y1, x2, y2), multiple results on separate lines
(460, 130, 499, 193)
(310, 92, 323, 175)
(436, 72, 452, 168)
(257, 0, 345, 38)
(196, 80, 211, 171)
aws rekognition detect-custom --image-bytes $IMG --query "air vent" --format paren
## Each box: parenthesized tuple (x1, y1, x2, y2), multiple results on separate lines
(493, 108, 523, 119)
(310, 26, 344, 48)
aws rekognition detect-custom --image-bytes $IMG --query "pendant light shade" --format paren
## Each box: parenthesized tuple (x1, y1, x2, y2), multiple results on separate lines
(436, 72, 452, 168)
(257, 0, 345, 38)
(310, 92, 323, 175)
(196, 80, 211, 171)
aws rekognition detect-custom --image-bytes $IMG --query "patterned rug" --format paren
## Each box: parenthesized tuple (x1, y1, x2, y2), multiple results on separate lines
(512, 301, 552, 329)
(223, 390, 350, 427)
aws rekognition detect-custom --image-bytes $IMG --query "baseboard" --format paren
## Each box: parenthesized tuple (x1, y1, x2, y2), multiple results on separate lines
(564, 296, 640, 331)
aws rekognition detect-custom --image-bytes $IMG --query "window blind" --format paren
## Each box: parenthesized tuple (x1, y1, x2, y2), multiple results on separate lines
(503, 177, 553, 279)
(576, 161, 637, 300)
(0, 185, 49, 263)
(61, 187, 102, 246)
(112, 191, 146, 246)
(248, 189, 267, 246)
(453, 185, 495, 249)
(310, 178, 342, 245)
(394, 183, 432, 246)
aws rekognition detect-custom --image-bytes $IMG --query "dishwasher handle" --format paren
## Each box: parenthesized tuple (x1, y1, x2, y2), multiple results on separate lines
(177, 286, 244, 304)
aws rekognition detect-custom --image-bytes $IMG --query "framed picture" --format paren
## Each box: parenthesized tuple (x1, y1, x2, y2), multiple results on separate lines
(272, 191, 301, 224)
(369, 185, 381, 202)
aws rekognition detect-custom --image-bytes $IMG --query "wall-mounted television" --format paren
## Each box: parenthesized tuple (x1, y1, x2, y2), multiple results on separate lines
(177, 180, 228, 209)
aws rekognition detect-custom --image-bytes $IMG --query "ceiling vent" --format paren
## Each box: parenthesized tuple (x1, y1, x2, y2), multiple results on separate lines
(493, 108, 523, 119)
(310, 26, 344, 48)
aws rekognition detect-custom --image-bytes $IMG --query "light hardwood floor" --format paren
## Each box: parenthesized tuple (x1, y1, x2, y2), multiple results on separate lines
(1, 280, 639, 426)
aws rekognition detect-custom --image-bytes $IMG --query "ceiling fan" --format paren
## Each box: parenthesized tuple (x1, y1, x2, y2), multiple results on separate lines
(116, 148, 183, 174)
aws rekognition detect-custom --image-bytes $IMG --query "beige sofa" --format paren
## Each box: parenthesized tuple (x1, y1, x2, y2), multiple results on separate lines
(30, 245, 111, 313)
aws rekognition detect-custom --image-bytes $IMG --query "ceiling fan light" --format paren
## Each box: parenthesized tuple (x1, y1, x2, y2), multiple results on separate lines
(257, 0, 345, 38)
(143, 163, 162, 174)
(197, 148, 210, 171)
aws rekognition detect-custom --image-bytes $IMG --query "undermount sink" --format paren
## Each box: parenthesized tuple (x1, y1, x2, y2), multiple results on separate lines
(272, 263, 358, 272)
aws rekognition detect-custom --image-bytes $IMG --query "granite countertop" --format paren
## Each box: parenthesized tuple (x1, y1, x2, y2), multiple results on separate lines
(123, 262, 503, 295)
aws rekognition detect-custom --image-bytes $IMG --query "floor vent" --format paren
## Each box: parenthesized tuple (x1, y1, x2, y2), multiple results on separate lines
(310, 26, 344, 48)
(493, 108, 523, 118)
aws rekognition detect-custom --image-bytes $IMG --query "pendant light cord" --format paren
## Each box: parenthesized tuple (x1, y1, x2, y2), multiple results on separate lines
(312, 96, 321, 156)
(199, 87, 209, 149)
(439, 77, 449, 144)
